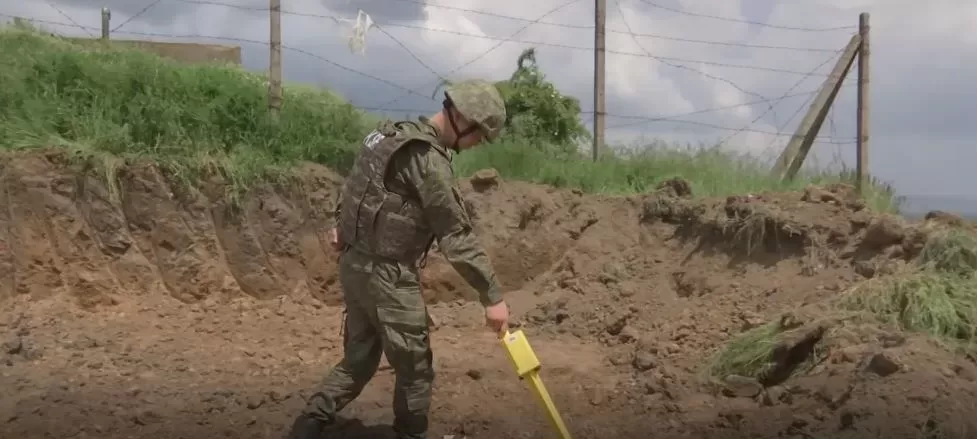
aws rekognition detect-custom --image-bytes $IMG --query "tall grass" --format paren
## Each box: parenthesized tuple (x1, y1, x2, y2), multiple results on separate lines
(456, 140, 898, 210)
(0, 24, 371, 198)
(707, 226, 977, 382)
(840, 228, 977, 345)
(0, 23, 898, 212)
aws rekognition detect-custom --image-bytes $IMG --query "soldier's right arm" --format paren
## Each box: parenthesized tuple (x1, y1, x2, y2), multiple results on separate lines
(404, 143, 503, 307)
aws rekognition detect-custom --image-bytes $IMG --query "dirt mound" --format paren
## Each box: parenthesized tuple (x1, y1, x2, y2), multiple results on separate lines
(2, 149, 976, 438)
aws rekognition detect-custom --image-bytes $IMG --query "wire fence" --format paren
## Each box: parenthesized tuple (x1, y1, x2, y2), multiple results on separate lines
(1, 0, 863, 163)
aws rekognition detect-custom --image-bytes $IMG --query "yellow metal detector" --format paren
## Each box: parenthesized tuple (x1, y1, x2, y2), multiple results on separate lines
(500, 329, 573, 439)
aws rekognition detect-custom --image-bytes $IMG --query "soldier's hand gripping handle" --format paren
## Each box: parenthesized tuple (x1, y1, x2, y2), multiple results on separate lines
(484, 299, 509, 338)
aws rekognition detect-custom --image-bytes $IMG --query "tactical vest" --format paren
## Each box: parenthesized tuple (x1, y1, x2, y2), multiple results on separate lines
(337, 119, 452, 265)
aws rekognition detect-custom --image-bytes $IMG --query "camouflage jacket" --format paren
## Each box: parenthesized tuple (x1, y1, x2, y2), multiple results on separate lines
(335, 118, 502, 306)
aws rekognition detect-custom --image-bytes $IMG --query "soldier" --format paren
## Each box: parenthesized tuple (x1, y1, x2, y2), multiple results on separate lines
(286, 79, 510, 439)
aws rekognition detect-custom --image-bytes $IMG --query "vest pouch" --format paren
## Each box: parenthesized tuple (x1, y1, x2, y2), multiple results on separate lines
(371, 208, 431, 264)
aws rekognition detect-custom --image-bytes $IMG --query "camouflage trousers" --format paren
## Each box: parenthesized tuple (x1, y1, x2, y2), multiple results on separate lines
(303, 247, 434, 439)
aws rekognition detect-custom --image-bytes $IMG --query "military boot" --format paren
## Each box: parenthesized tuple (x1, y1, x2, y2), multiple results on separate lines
(286, 413, 327, 439)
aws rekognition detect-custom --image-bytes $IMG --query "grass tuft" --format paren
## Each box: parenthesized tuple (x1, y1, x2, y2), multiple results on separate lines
(705, 321, 783, 380)
(839, 228, 977, 345)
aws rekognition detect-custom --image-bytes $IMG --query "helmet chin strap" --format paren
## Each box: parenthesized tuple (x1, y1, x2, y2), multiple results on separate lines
(446, 105, 479, 152)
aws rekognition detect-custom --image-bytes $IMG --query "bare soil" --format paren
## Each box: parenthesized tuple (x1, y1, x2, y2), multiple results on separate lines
(1, 149, 975, 439)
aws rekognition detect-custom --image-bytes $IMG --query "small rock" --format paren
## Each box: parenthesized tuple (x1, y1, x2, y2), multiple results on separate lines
(951, 362, 977, 382)
(245, 394, 265, 410)
(924, 210, 965, 227)
(597, 272, 618, 285)
(738, 311, 764, 331)
(865, 353, 900, 377)
(465, 369, 482, 380)
(618, 325, 639, 343)
(3, 338, 22, 355)
(266, 389, 288, 403)
(791, 414, 813, 429)
(470, 168, 500, 192)
(671, 271, 711, 298)
(633, 351, 658, 371)
(132, 409, 162, 425)
(879, 333, 906, 348)
(605, 315, 629, 336)
(862, 215, 907, 249)
(721, 374, 762, 398)
(801, 185, 840, 204)
(853, 260, 877, 278)
(608, 353, 631, 366)
(839, 409, 857, 430)
(760, 385, 787, 406)
(588, 386, 605, 405)
(642, 377, 661, 394)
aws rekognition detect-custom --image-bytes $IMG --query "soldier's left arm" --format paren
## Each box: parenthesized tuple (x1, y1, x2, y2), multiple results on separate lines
(405, 144, 503, 307)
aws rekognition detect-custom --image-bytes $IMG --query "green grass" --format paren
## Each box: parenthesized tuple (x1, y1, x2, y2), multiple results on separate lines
(703, 320, 783, 380)
(0, 22, 899, 212)
(455, 141, 899, 211)
(707, 226, 977, 381)
(0, 23, 372, 202)
(839, 228, 977, 345)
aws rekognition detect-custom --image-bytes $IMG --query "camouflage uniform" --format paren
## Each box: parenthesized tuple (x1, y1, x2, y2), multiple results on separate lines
(287, 80, 507, 439)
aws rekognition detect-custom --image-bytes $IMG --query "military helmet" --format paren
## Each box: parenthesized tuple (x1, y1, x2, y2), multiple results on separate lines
(443, 79, 507, 141)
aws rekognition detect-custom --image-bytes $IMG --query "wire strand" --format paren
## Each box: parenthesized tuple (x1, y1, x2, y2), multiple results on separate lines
(715, 43, 851, 147)
(373, 0, 586, 110)
(612, 0, 780, 126)
(112, 0, 163, 32)
(42, 1, 94, 37)
(634, 0, 856, 32)
(174, 0, 841, 53)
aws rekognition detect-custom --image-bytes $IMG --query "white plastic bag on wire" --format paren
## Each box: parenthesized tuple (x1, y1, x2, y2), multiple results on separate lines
(348, 9, 374, 55)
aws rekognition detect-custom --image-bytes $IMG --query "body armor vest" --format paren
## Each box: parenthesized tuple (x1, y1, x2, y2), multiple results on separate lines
(337, 120, 451, 265)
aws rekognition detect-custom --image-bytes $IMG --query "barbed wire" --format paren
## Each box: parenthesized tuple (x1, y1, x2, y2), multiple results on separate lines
(112, 0, 163, 32)
(0, 2, 859, 150)
(174, 0, 843, 53)
(390, 0, 856, 33)
(715, 43, 851, 148)
(373, 0, 586, 110)
(611, 0, 780, 131)
(170, 0, 847, 78)
(633, 0, 856, 32)
(41, 0, 93, 37)
(602, 83, 854, 128)
(371, 24, 445, 83)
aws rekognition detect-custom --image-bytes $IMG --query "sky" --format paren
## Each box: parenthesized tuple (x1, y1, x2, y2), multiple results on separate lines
(0, 0, 974, 213)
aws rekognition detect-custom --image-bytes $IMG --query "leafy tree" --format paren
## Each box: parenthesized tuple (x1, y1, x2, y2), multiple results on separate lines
(494, 48, 590, 154)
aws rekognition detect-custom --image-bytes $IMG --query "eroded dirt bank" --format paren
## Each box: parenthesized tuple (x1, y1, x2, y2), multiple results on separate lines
(1, 149, 975, 439)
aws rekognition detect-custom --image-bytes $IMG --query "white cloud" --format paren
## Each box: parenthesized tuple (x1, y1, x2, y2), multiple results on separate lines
(0, 0, 974, 199)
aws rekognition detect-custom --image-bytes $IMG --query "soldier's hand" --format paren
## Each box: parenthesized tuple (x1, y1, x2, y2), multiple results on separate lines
(484, 300, 509, 337)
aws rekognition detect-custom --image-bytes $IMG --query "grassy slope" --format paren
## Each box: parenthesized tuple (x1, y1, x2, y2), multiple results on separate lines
(0, 24, 897, 211)
(0, 25, 372, 197)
